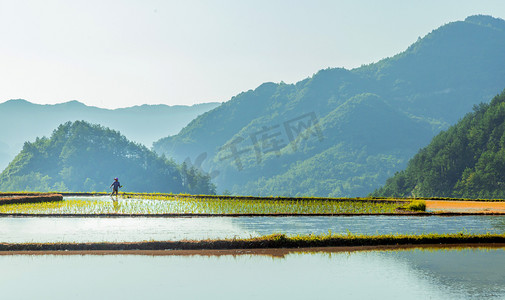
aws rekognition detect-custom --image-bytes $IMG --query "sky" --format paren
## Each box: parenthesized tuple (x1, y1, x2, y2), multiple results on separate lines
(0, 0, 504, 109)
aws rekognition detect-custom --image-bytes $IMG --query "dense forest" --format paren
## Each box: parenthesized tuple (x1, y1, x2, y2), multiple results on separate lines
(0, 121, 216, 194)
(154, 15, 505, 197)
(372, 90, 505, 198)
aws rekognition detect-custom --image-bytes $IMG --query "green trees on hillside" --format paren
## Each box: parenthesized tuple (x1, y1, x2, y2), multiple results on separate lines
(153, 15, 505, 197)
(0, 121, 216, 194)
(372, 91, 505, 198)
(0, 99, 220, 173)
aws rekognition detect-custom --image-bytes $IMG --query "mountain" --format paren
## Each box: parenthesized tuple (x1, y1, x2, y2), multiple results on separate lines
(372, 90, 505, 199)
(153, 15, 505, 197)
(0, 99, 220, 172)
(0, 121, 216, 193)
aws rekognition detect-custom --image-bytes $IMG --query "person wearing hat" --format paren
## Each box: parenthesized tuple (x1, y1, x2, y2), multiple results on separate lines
(110, 177, 122, 197)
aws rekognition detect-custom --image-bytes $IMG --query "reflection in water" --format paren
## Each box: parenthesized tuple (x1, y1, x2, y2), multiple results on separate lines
(490, 216, 505, 231)
(388, 248, 505, 299)
(112, 199, 120, 212)
(1, 215, 505, 243)
(230, 215, 505, 236)
(0, 217, 250, 243)
(0, 248, 503, 300)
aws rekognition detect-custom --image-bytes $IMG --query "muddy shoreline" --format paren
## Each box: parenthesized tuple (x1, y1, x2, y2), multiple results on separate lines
(1, 243, 504, 256)
(0, 194, 63, 205)
(2, 234, 505, 252)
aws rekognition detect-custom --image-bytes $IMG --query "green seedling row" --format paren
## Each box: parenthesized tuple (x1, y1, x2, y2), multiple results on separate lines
(0, 196, 412, 215)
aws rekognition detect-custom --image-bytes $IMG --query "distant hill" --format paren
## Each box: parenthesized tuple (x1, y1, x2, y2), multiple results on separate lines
(153, 15, 505, 197)
(372, 90, 505, 199)
(0, 99, 220, 172)
(0, 121, 216, 193)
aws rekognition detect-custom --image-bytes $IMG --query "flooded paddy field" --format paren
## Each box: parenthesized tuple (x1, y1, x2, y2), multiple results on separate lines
(1, 247, 504, 300)
(0, 195, 409, 215)
(2, 195, 505, 299)
(1, 215, 504, 243)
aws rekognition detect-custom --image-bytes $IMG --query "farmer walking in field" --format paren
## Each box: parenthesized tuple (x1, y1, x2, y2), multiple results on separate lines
(110, 177, 122, 197)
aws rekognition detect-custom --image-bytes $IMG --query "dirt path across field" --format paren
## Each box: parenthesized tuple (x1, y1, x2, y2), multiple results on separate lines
(426, 200, 505, 213)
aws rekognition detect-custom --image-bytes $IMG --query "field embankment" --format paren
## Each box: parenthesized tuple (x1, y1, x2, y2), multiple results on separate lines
(0, 194, 63, 205)
(1, 233, 505, 252)
(3, 244, 503, 257)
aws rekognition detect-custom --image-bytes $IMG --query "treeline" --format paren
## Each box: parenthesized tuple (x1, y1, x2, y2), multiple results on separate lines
(0, 121, 215, 194)
(372, 90, 505, 199)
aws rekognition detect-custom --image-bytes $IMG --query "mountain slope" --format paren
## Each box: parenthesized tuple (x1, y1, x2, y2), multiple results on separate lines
(239, 93, 433, 196)
(0, 121, 216, 193)
(357, 14, 505, 122)
(0, 99, 220, 172)
(372, 90, 505, 199)
(153, 15, 505, 197)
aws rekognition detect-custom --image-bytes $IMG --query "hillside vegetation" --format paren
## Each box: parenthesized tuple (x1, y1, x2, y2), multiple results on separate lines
(154, 15, 505, 197)
(0, 100, 220, 172)
(372, 90, 505, 199)
(0, 121, 215, 194)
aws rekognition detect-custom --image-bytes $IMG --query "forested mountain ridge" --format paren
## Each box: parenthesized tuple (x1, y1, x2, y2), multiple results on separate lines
(153, 15, 505, 197)
(0, 99, 220, 172)
(372, 90, 505, 199)
(356, 14, 505, 122)
(0, 121, 216, 194)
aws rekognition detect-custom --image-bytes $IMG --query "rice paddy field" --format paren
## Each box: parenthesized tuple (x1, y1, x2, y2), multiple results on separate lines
(0, 194, 411, 215)
(2, 193, 505, 299)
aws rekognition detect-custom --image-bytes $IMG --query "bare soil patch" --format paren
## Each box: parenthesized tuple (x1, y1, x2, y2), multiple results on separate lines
(426, 200, 505, 213)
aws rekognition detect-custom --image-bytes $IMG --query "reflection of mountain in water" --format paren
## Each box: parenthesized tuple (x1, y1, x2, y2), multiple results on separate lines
(391, 248, 505, 299)
(228, 216, 505, 236)
(0, 247, 504, 299)
(490, 217, 505, 232)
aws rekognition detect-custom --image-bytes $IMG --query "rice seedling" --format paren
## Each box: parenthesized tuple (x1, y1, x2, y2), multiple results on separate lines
(0, 195, 407, 215)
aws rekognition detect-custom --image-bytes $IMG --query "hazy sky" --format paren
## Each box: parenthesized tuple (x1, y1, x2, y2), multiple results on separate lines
(1, 0, 504, 108)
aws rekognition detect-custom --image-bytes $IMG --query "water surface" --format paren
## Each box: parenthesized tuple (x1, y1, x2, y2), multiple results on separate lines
(1, 215, 504, 243)
(0, 248, 504, 300)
